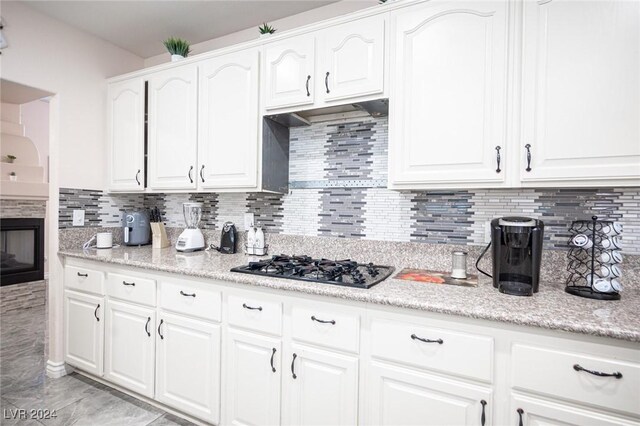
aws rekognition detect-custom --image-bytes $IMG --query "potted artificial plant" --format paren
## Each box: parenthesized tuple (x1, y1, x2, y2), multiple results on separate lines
(258, 23, 277, 38)
(5, 155, 16, 163)
(163, 37, 191, 62)
(9, 171, 16, 181)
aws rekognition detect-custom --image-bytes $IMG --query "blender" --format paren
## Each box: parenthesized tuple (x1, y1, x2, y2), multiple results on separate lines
(176, 202, 205, 252)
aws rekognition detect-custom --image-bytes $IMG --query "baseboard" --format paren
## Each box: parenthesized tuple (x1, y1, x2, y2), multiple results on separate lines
(45, 360, 73, 378)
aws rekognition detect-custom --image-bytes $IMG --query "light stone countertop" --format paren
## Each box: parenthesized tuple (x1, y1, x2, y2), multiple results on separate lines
(59, 245, 640, 343)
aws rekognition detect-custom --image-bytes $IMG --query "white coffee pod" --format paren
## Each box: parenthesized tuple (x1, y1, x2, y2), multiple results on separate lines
(592, 278, 613, 293)
(610, 279, 623, 292)
(571, 234, 593, 249)
(600, 251, 623, 264)
(601, 236, 622, 250)
(600, 264, 621, 278)
(601, 222, 623, 236)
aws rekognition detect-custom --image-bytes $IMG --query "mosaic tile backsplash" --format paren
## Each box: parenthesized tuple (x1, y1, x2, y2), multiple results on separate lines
(59, 116, 640, 254)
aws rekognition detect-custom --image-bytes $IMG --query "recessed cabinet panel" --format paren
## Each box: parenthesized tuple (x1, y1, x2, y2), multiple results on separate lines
(519, 0, 640, 185)
(367, 362, 492, 426)
(155, 312, 220, 424)
(107, 78, 145, 191)
(265, 36, 315, 109)
(389, 1, 509, 188)
(104, 300, 155, 397)
(321, 15, 385, 102)
(198, 50, 259, 189)
(148, 65, 198, 190)
(224, 329, 282, 426)
(64, 290, 104, 376)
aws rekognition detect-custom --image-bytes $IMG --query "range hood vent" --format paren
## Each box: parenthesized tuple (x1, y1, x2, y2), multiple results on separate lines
(265, 98, 388, 128)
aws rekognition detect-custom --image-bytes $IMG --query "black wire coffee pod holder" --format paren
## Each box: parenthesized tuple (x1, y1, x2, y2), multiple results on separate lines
(565, 216, 622, 300)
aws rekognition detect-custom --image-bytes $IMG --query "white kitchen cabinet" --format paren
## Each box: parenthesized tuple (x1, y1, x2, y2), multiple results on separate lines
(282, 344, 358, 426)
(63, 289, 104, 376)
(155, 311, 221, 424)
(224, 329, 282, 426)
(320, 14, 385, 103)
(510, 394, 637, 426)
(389, 1, 509, 189)
(519, 0, 640, 186)
(147, 65, 198, 190)
(366, 361, 492, 426)
(107, 78, 145, 192)
(104, 300, 155, 398)
(198, 50, 259, 190)
(265, 36, 315, 110)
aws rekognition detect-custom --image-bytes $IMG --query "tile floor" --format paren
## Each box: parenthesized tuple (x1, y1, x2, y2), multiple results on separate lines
(1, 305, 195, 425)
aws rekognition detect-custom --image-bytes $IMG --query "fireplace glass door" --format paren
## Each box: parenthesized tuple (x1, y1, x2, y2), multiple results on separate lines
(0, 218, 45, 286)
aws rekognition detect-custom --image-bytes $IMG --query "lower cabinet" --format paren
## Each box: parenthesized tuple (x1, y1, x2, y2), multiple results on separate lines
(511, 394, 636, 426)
(282, 344, 359, 426)
(366, 361, 492, 426)
(155, 311, 221, 424)
(224, 329, 282, 426)
(104, 300, 155, 398)
(64, 289, 104, 376)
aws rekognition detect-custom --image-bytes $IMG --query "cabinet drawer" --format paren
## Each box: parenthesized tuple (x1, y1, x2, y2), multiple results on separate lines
(107, 273, 156, 307)
(227, 294, 282, 336)
(65, 265, 105, 295)
(291, 304, 359, 353)
(159, 280, 221, 322)
(370, 318, 493, 383)
(512, 344, 640, 416)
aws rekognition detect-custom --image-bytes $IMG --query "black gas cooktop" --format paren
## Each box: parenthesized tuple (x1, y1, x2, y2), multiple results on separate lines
(231, 255, 394, 289)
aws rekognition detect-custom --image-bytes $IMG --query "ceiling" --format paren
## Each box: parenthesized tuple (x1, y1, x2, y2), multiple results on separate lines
(23, 1, 340, 58)
(1, 79, 53, 104)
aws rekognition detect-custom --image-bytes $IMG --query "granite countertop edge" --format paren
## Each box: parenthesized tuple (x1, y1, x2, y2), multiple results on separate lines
(59, 250, 640, 343)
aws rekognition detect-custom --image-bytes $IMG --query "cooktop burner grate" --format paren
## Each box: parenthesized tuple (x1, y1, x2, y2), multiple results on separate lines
(231, 254, 394, 289)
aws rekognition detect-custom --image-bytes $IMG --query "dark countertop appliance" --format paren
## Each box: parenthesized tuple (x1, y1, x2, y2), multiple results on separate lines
(231, 255, 394, 289)
(476, 217, 544, 296)
(123, 211, 151, 246)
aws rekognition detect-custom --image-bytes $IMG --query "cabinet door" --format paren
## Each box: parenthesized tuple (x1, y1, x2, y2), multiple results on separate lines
(519, 0, 640, 186)
(321, 15, 385, 102)
(282, 344, 358, 426)
(389, 1, 509, 188)
(107, 78, 145, 191)
(198, 50, 259, 190)
(366, 362, 492, 426)
(64, 290, 104, 376)
(224, 329, 281, 426)
(148, 65, 198, 190)
(510, 394, 636, 426)
(155, 312, 220, 424)
(104, 300, 155, 398)
(265, 36, 315, 110)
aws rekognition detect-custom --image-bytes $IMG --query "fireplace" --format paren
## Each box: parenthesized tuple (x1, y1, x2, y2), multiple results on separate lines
(1, 218, 45, 286)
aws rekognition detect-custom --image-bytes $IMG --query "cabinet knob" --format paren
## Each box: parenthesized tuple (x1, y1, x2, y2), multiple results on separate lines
(291, 353, 297, 379)
(495, 146, 502, 173)
(135, 169, 141, 186)
(411, 333, 443, 344)
(573, 364, 622, 379)
(145, 317, 151, 337)
(200, 165, 205, 183)
(270, 348, 277, 373)
(305, 75, 311, 97)
(524, 144, 532, 172)
(517, 408, 524, 426)
(158, 319, 164, 339)
(94, 304, 100, 322)
(188, 166, 194, 183)
(325, 72, 330, 94)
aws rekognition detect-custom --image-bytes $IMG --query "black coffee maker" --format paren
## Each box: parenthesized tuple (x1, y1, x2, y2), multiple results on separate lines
(476, 217, 544, 296)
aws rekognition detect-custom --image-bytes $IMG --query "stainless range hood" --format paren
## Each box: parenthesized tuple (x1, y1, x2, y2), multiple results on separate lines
(265, 98, 389, 127)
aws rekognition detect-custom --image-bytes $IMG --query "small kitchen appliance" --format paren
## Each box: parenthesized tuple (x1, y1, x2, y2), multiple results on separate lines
(123, 211, 151, 246)
(217, 222, 237, 254)
(476, 217, 544, 296)
(176, 203, 205, 252)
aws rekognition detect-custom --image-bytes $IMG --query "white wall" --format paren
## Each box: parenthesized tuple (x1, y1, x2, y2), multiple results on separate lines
(1, 1, 144, 190)
(144, 0, 378, 67)
(21, 99, 50, 181)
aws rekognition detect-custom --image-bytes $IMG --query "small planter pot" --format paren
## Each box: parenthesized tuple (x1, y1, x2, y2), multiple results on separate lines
(259, 33, 274, 39)
(170, 54, 185, 62)
(9, 175, 17, 182)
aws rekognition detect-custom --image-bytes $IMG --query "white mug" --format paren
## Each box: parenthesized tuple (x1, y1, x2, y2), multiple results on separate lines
(600, 264, 621, 278)
(601, 236, 622, 250)
(592, 278, 613, 293)
(600, 251, 623, 264)
(601, 222, 622, 236)
(571, 234, 593, 249)
(96, 232, 113, 249)
(610, 279, 623, 292)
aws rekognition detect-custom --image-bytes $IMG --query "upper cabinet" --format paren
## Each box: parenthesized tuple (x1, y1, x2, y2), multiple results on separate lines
(518, 0, 640, 186)
(107, 78, 145, 192)
(198, 50, 260, 189)
(320, 14, 385, 103)
(389, 1, 509, 189)
(264, 15, 386, 111)
(147, 65, 198, 191)
(265, 36, 316, 110)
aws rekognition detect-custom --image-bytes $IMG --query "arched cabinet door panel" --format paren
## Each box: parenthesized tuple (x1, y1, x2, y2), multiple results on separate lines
(265, 36, 315, 110)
